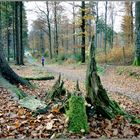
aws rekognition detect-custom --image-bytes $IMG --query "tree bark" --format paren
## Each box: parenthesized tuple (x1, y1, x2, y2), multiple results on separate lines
(133, 2, 140, 66)
(0, 31, 27, 86)
(12, 2, 16, 60)
(81, 1, 86, 63)
(15, 2, 20, 65)
(72, 1, 76, 54)
(19, 2, 24, 65)
(85, 36, 125, 119)
(54, 2, 59, 56)
(46, 1, 52, 59)
(0, 44, 31, 86)
(104, 1, 108, 63)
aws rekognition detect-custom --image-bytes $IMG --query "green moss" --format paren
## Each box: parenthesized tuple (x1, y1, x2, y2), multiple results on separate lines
(66, 95, 89, 133)
(133, 57, 140, 66)
(0, 76, 27, 99)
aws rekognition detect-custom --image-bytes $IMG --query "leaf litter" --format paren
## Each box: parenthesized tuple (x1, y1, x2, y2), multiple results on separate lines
(0, 64, 140, 138)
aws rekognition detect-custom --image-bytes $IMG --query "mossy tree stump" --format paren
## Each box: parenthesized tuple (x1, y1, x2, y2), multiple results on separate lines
(66, 95, 89, 133)
(85, 36, 140, 122)
(46, 74, 66, 100)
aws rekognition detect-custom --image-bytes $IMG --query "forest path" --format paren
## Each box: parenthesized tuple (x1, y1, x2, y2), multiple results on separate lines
(44, 63, 140, 102)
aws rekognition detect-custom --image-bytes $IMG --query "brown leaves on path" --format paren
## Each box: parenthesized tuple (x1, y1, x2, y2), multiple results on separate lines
(0, 63, 139, 138)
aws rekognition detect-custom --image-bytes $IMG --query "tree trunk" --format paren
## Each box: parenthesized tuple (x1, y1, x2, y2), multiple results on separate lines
(0, 2, 31, 87)
(66, 21, 69, 52)
(130, 2, 133, 45)
(85, 36, 125, 119)
(12, 2, 16, 60)
(110, 2, 114, 48)
(19, 2, 24, 65)
(81, 1, 86, 63)
(0, 39, 31, 87)
(54, 2, 59, 56)
(133, 2, 140, 66)
(104, 1, 108, 63)
(15, 2, 20, 65)
(5, 2, 10, 61)
(72, 1, 76, 54)
(46, 1, 52, 59)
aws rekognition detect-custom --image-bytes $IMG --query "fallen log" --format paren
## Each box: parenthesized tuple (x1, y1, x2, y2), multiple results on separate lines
(23, 76, 55, 81)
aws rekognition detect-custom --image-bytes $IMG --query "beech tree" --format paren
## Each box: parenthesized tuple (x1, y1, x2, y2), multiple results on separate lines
(133, 1, 140, 66)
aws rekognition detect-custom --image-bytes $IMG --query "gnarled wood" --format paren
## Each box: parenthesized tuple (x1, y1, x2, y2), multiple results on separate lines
(86, 36, 126, 119)
(46, 74, 66, 100)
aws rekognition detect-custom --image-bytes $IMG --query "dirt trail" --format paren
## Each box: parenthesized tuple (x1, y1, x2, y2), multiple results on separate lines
(45, 64, 140, 102)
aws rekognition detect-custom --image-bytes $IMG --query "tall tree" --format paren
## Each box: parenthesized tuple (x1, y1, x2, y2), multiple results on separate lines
(104, 1, 108, 63)
(12, 2, 16, 60)
(46, 1, 52, 59)
(81, 1, 86, 63)
(0, 2, 30, 86)
(15, 2, 20, 65)
(72, 1, 76, 54)
(19, 2, 24, 65)
(54, 1, 59, 55)
(6, 2, 10, 61)
(133, 2, 140, 66)
(108, 2, 115, 48)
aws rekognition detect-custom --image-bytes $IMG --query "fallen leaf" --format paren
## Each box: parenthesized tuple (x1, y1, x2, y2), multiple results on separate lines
(15, 119, 20, 128)
(46, 113, 54, 119)
(112, 129, 118, 136)
(46, 121, 54, 130)
(18, 108, 25, 116)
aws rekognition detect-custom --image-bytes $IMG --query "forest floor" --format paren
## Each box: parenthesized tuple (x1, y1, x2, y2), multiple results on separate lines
(0, 61, 140, 138)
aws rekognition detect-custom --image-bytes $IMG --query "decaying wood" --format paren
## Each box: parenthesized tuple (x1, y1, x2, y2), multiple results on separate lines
(46, 74, 66, 100)
(24, 76, 54, 81)
(86, 36, 127, 119)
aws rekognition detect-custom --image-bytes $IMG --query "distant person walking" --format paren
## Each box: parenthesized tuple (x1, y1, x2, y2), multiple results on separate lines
(41, 56, 45, 66)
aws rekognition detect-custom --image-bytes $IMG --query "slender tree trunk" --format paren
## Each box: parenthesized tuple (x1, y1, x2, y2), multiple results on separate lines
(13, 2, 16, 60)
(46, 1, 52, 59)
(72, 1, 76, 54)
(19, 2, 24, 65)
(104, 1, 108, 63)
(54, 2, 59, 55)
(133, 2, 140, 66)
(6, 2, 10, 61)
(15, 2, 20, 65)
(111, 2, 114, 48)
(130, 2, 133, 45)
(66, 21, 69, 52)
(81, 1, 86, 63)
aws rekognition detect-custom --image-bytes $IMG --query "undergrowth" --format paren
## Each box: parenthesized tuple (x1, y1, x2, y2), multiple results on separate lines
(96, 46, 134, 65)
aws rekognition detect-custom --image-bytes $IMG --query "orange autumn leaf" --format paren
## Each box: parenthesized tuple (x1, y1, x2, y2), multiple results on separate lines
(15, 119, 20, 128)
(18, 108, 25, 116)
